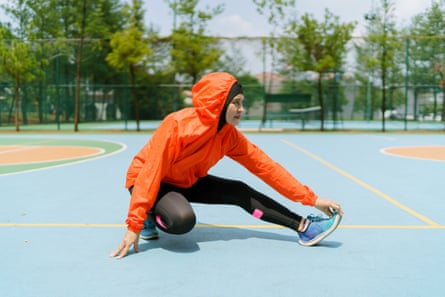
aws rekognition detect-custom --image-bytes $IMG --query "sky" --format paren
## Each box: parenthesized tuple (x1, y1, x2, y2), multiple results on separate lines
(141, 0, 436, 73)
(143, 0, 435, 37)
(0, 0, 436, 37)
(0, 0, 437, 74)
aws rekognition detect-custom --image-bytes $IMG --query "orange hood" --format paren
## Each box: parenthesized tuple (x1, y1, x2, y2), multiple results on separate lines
(192, 72, 242, 131)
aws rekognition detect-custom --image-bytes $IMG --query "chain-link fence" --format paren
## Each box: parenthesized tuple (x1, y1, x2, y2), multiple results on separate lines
(0, 36, 444, 131)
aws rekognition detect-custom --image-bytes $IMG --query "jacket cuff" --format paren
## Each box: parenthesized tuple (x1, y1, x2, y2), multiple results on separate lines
(126, 219, 143, 233)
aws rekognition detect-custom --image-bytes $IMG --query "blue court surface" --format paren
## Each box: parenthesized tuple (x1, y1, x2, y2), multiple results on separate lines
(1, 132, 444, 297)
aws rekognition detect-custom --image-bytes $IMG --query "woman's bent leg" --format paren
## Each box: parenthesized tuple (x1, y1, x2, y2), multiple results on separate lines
(154, 191, 196, 234)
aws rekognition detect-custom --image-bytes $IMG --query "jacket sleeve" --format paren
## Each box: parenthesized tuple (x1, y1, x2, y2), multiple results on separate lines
(226, 131, 317, 206)
(125, 121, 178, 233)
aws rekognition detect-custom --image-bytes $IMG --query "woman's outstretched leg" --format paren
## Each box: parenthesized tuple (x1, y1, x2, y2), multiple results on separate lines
(182, 175, 304, 232)
(154, 175, 342, 246)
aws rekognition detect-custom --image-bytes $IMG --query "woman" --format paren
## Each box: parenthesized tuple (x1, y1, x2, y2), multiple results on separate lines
(111, 72, 343, 259)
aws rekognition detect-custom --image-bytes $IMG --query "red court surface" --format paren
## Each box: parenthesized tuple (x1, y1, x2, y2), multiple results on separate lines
(1, 133, 444, 297)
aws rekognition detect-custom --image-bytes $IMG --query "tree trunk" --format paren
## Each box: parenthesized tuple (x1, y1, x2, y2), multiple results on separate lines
(38, 82, 43, 123)
(317, 74, 324, 131)
(129, 64, 140, 132)
(74, 0, 87, 132)
(381, 73, 386, 132)
(381, 45, 387, 132)
(22, 85, 28, 125)
(261, 93, 269, 128)
(440, 73, 445, 128)
(15, 79, 20, 132)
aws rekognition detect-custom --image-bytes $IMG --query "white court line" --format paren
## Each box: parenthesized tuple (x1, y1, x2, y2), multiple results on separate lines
(380, 145, 445, 162)
(0, 140, 127, 177)
(280, 138, 441, 227)
(0, 146, 105, 166)
(0, 223, 444, 229)
(0, 145, 36, 154)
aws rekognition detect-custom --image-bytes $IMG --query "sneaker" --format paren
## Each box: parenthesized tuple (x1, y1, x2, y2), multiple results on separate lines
(298, 212, 342, 246)
(140, 212, 159, 240)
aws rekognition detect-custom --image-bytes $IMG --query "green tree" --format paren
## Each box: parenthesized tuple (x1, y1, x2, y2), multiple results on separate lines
(354, 38, 377, 120)
(212, 43, 248, 77)
(408, 1, 445, 122)
(355, 37, 404, 122)
(358, 0, 402, 131)
(253, 0, 296, 125)
(279, 9, 355, 130)
(106, 0, 152, 131)
(0, 0, 47, 131)
(72, 0, 123, 131)
(236, 74, 264, 116)
(0, 29, 42, 131)
(36, 0, 123, 130)
(253, 0, 296, 34)
(24, 0, 56, 124)
(166, 0, 224, 83)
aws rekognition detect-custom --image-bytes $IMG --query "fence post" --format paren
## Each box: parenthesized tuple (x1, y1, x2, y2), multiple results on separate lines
(404, 38, 410, 131)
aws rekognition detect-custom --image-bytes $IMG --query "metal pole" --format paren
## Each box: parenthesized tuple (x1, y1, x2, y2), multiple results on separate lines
(403, 38, 409, 131)
(366, 76, 372, 120)
(55, 53, 61, 130)
(173, 0, 177, 30)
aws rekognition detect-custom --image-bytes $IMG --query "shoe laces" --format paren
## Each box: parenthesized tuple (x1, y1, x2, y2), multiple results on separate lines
(307, 214, 325, 222)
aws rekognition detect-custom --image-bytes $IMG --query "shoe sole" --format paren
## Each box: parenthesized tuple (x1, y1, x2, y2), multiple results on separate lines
(140, 234, 159, 240)
(298, 214, 342, 247)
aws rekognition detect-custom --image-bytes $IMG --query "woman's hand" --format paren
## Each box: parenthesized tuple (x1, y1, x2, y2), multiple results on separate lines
(110, 229, 140, 259)
(314, 197, 344, 217)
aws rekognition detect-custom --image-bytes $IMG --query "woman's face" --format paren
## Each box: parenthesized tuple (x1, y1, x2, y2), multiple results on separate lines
(225, 94, 245, 126)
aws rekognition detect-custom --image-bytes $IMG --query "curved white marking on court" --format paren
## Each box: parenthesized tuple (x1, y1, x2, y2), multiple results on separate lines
(0, 140, 127, 177)
(0, 145, 105, 166)
(280, 138, 440, 227)
(0, 145, 37, 154)
(380, 145, 445, 162)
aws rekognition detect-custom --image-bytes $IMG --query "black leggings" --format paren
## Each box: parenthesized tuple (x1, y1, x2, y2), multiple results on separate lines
(145, 175, 303, 234)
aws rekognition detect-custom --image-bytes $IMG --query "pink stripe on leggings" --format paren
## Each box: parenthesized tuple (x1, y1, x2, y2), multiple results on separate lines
(252, 209, 264, 219)
(155, 215, 167, 229)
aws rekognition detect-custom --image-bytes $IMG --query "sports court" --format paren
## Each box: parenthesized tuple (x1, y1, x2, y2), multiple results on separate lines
(1, 131, 444, 297)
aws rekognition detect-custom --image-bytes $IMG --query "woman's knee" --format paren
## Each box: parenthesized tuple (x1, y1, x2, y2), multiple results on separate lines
(154, 191, 196, 234)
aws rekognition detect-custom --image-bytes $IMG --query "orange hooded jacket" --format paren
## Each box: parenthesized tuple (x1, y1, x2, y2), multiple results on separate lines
(125, 72, 317, 233)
